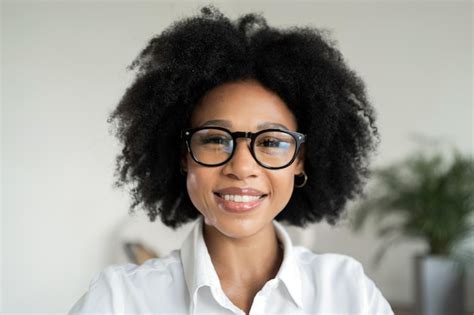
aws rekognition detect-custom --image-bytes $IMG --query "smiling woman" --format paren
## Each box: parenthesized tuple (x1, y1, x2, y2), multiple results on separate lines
(184, 80, 305, 243)
(69, 4, 393, 315)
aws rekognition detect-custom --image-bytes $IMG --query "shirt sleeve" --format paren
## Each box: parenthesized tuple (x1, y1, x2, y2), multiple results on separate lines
(68, 265, 123, 314)
(354, 260, 394, 315)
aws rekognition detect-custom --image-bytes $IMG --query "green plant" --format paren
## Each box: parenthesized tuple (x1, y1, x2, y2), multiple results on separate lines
(351, 149, 474, 267)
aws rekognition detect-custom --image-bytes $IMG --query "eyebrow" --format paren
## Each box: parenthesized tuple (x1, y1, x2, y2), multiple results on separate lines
(200, 119, 290, 131)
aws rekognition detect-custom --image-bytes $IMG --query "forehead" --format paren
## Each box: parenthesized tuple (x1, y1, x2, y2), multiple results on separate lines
(190, 80, 298, 131)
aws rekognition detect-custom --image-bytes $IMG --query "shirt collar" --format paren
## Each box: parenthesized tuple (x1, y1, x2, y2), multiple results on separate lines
(273, 219, 304, 308)
(180, 216, 221, 313)
(180, 216, 303, 312)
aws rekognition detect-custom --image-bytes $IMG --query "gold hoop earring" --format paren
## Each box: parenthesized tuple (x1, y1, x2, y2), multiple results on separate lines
(294, 171, 307, 188)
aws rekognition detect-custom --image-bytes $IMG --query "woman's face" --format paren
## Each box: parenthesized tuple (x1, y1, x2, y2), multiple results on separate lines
(183, 79, 304, 239)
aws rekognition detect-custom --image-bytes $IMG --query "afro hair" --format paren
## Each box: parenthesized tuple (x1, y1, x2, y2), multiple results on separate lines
(107, 4, 380, 229)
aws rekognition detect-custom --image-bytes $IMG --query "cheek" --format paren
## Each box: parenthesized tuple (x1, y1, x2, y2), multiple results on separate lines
(186, 168, 222, 227)
(185, 167, 215, 213)
(270, 171, 295, 205)
(185, 172, 199, 202)
(186, 171, 204, 208)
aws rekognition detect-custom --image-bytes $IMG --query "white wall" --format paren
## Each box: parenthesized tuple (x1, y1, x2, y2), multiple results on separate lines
(2, 0, 472, 313)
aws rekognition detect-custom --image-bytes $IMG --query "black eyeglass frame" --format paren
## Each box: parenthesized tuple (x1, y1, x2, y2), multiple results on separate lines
(180, 126, 306, 170)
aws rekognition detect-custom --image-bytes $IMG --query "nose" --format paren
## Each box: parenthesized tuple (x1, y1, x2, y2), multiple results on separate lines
(221, 138, 259, 179)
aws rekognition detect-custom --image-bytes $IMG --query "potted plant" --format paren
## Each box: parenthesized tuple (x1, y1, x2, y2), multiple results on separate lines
(350, 148, 473, 315)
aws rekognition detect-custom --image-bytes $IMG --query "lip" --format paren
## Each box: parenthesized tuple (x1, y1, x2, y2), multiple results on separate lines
(214, 193, 267, 213)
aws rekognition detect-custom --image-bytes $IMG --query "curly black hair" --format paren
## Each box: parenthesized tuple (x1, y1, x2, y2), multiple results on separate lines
(107, 4, 380, 229)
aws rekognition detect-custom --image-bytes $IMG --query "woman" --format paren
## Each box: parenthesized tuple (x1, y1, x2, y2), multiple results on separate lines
(70, 5, 393, 314)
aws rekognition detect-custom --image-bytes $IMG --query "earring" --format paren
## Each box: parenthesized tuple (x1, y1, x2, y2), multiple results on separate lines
(294, 171, 307, 188)
(180, 167, 187, 175)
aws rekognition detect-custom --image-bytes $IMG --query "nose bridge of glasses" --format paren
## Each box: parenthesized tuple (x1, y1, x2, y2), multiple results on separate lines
(232, 131, 252, 140)
(232, 133, 249, 148)
(228, 131, 255, 159)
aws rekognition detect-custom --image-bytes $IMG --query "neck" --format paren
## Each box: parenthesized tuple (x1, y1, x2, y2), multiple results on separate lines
(203, 221, 284, 285)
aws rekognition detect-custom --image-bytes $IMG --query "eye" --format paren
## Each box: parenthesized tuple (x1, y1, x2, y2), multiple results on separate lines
(259, 138, 279, 147)
(257, 137, 290, 148)
(200, 135, 231, 145)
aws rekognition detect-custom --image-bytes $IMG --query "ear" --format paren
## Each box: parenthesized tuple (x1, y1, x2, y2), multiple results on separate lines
(180, 146, 188, 172)
(294, 145, 305, 175)
(180, 151, 188, 172)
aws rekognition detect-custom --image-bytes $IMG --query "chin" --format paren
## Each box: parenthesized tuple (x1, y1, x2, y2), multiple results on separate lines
(211, 215, 270, 238)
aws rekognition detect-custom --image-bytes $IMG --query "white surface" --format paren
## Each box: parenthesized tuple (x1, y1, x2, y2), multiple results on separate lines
(69, 217, 394, 314)
(2, 0, 472, 313)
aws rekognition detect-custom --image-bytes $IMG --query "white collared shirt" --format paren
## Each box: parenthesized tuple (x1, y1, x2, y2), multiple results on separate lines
(69, 217, 394, 314)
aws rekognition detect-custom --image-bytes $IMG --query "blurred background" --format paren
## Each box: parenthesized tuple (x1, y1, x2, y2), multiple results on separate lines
(2, 0, 472, 314)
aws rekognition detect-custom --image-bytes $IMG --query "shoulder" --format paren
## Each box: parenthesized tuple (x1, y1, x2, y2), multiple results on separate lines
(105, 249, 184, 288)
(89, 249, 181, 278)
(293, 246, 370, 293)
(121, 249, 182, 274)
(292, 247, 394, 314)
(294, 246, 365, 274)
(69, 250, 185, 314)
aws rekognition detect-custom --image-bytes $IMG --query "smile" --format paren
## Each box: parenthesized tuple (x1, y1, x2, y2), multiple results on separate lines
(216, 193, 265, 202)
(214, 193, 267, 213)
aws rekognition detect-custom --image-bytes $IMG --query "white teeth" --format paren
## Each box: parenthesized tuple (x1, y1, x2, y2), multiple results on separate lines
(221, 194, 262, 202)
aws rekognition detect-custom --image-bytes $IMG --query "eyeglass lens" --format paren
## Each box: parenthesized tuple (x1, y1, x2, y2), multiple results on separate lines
(189, 128, 297, 168)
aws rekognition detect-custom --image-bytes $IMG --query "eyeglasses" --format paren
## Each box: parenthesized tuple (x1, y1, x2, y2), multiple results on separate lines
(181, 126, 306, 170)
